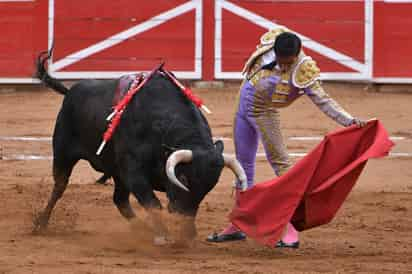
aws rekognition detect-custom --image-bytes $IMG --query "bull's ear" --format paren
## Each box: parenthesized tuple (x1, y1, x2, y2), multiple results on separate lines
(214, 140, 224, 153)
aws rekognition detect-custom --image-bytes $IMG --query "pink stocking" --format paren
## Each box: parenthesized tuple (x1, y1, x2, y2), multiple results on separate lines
(281, 222, 299, 243)
(219, 189, 242, 235)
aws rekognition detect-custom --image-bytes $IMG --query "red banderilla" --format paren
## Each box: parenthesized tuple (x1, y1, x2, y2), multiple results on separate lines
(96, 62, 164, 155)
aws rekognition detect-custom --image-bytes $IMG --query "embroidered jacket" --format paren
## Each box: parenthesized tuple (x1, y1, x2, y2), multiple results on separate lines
(241, 28, 354, 126)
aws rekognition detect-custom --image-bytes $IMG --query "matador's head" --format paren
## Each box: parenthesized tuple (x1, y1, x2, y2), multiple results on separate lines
(274, 32, 302, 72)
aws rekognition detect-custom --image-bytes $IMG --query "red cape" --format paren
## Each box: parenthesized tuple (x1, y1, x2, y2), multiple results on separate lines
(230, 120, 394, 246)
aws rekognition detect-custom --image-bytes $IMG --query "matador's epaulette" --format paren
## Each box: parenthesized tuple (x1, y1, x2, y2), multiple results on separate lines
(292, 56, 321, 88)
(242, 27, 288, 77)
(259, 28, 286, 46)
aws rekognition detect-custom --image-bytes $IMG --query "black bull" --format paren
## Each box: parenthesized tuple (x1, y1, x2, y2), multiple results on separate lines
(34, 53, 247, 244)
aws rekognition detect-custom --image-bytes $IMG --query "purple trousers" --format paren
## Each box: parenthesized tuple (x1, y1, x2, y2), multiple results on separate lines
(233, 81, 291, 188)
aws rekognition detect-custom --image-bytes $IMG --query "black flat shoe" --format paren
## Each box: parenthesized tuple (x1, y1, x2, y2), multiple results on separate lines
(275, 240, 300, 249)
(206, 231, 246, 243)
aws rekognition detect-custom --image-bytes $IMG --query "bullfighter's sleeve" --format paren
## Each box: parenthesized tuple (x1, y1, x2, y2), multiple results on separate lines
(304, 80, 354, 127)
(292, 57, 354, 127)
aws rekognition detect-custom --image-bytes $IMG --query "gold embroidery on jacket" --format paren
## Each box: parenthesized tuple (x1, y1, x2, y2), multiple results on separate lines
(292, 58, 320, 88)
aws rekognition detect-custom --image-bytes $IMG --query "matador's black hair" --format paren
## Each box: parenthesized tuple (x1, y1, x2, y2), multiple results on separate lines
(274, 32, 302, 57)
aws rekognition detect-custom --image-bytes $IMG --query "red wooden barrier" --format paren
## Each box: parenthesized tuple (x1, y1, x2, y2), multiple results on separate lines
(0, 0, 411, 83)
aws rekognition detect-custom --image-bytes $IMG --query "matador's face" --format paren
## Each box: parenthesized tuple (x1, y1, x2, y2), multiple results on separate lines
(277, 55, 298, 72)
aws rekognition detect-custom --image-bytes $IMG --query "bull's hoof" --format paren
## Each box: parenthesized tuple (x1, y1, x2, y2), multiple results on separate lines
(170, 238, 195, 249)
(153, 236, 169, 246)
(32, 216, 49, 234)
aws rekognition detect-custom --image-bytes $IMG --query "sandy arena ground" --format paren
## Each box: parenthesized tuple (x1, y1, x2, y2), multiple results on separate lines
(0, 82, 411, 273)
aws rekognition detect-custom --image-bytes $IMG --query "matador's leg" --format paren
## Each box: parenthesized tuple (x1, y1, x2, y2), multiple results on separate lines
(206, 112, 259, 241)
(254, 108, 291, 176)
(233, 113, 259, 188)
(254, 109, 299, 247)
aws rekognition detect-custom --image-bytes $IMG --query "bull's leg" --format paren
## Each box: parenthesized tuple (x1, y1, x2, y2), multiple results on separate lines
(112, 176, 135, 219)
(167, 202, 197, 244)
(127, 174, 169, 245)
(171, 215, 197, 247)
(180, 216, 197, 241)
(33, 158, 78, 233)
(146, 208, 170, 245)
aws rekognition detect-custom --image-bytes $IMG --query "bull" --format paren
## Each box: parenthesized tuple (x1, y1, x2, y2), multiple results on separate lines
(34, 52, 247, 245)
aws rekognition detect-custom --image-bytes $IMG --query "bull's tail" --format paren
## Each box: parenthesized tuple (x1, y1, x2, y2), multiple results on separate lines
(36, 50, 69, 95)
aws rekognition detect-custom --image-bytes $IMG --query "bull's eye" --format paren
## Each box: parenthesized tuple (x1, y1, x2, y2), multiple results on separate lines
(178, 174, 189, 187)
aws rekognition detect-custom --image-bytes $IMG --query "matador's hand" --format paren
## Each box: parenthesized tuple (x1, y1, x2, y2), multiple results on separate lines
(351, 117, 368, 128)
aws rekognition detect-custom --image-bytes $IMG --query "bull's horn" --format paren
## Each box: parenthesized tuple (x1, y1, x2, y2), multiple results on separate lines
(166, 150, 192, 192)
(223, 154, 248, 191)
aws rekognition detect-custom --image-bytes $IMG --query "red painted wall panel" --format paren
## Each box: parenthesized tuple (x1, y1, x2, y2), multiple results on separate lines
(53, 0, 196, 72)
(202, 0, 215, 81)
(61, 12, 196, 71)
(221, 1, 364, 74)
(53, 0, 188, 59)
(221, 10, 264, 72)
(373, 2, 412, 78)
(0, 1, 47, 78)
(0, 1, 411, 82)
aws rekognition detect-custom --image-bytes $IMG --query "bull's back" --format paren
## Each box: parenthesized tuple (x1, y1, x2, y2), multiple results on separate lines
(58, 79, 118, 154)
(125, 74, 213, 148)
